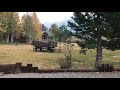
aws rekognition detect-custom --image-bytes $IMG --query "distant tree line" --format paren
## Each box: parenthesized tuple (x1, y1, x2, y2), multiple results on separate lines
(49, 23, 73, 42)
(0, 12, 42, 43)
(0, 12, 73, 44)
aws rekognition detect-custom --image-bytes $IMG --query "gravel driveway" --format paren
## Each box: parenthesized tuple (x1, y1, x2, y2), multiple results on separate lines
(0, 72, 120, 78)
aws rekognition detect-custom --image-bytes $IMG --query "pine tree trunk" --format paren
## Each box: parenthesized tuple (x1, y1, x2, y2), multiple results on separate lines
(29, 37, 32, 43)
(58, 42, 62, 52)
(95, 31, 102, 69)
(26, 38, 29, 43)
(10, 34, 14, 43)
(26, 37, 31, 43)
(29, 35, 32, 43)
(0, 33, 3, 42)
(6, 34, 9, 43)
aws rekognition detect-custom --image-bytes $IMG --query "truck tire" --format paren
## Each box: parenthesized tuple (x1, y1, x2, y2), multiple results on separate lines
(48, 47, 53, 52)
(40, 47, 42, 51)
(47, 47, 51, 52)
(35, 47, 37, 51)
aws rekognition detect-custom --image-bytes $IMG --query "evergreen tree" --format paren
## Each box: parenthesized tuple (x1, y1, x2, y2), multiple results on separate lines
(42, 24, 48, 31)
(59, 25, 71, 42)
(50, 23, 60, 41)
(68, 12, 120, 68)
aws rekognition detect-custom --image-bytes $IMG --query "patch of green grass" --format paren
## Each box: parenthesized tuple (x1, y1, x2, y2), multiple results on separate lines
(0, 42, 15, 45)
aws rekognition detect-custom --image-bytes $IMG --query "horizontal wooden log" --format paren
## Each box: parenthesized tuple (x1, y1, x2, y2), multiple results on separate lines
(2, 63, 120, 74)
(37, 69, 98, 73)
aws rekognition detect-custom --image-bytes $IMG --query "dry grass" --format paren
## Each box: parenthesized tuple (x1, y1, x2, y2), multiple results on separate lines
(0, 44, 120, 69)
(0, 44, 62, 69)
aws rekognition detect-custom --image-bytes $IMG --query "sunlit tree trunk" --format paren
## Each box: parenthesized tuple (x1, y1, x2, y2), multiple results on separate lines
(6, 33, 9, 43)
(10, 33, 14, 42)
(0, 33, 3, 42)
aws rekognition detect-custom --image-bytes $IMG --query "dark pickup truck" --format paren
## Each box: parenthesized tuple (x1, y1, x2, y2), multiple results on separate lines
(31, 40, 57, 52)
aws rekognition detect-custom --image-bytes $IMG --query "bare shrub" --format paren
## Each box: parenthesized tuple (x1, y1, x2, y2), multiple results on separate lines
(58, 57, 72, 69)
(58, 40, 74, 69)
(58, 42, 62, 53)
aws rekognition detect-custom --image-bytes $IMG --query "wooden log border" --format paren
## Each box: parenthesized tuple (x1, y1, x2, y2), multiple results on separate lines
(0, 63, 120, 74)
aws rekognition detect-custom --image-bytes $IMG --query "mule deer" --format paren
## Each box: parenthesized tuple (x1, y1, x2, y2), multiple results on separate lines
(79, 49, 87, 55)
(14, 43, 18, 46)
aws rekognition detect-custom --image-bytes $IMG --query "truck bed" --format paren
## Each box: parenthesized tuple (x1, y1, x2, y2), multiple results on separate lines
(32, 40, 57, 48)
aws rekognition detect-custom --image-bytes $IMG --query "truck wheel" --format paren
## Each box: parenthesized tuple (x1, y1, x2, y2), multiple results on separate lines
(35, 47, 37, 51)
(47, 47, 51, 52)
(50, 48, 53, 52)
(40, 47, 42, 51)
(48, 47, 53, 52)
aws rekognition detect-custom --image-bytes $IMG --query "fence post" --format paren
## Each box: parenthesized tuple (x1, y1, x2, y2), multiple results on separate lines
(16, 63, 22, 73)
(27, 64, 32, 72)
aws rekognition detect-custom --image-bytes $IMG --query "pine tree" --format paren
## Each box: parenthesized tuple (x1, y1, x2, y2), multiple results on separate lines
(50, 23, 60, 41)
(68, 12, 120, 68)
(42, 24, 48, 31)
(59, 25, 71, 42)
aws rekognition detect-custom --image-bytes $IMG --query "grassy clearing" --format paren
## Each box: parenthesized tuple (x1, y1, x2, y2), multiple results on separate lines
(0, 44, 120, 69)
